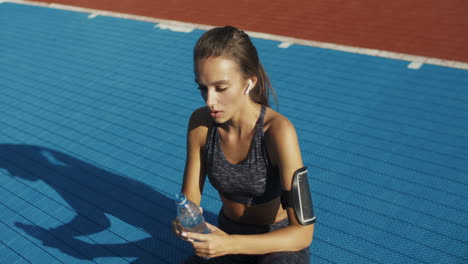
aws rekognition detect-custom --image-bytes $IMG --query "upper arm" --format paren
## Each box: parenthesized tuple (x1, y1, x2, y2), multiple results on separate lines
(266, 115, 303, 191)
(181, 107, 209, 206)
(266, 114, 314, 239)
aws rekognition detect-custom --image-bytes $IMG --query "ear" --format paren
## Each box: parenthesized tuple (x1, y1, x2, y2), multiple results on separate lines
(244, 77, 257, 95)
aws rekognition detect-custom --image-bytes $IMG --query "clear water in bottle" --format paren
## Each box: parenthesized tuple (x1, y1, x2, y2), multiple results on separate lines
(176, 193, 210, 234)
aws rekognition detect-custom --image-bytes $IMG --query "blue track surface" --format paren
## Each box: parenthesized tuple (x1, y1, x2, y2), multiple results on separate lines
(1, 3, 467, 264)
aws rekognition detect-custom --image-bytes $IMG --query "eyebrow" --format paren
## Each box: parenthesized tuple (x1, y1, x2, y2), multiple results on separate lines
(195, 79, 231, 86)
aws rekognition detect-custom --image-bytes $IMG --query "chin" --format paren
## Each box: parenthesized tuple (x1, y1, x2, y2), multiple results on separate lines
(213, 118, 226, 124)
(213, 115, 230, 124)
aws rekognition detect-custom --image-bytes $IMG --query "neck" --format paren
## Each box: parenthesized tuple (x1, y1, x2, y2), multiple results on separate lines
(220, 101, 261, 135)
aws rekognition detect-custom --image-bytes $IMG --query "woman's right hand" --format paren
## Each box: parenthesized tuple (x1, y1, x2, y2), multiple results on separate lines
(172, 218, 184, 239)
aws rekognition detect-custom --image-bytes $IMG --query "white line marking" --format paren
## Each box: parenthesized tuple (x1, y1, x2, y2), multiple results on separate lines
(408, 61, 424, 70)
(278, 42, 293, 48)
(88, 13, 98, 19)
(155, 23, 194, 33)
(6, 0, 468, 70)
(6, 0, 49, 7)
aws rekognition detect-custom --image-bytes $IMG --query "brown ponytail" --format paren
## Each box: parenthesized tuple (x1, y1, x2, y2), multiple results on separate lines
(194, 26, 278, 108)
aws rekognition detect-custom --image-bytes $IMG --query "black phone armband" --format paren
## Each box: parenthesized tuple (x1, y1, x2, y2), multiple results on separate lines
(281, 167, 316, 225)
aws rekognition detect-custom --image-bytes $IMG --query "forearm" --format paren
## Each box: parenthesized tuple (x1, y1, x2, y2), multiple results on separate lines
(229, 224, 314, 255)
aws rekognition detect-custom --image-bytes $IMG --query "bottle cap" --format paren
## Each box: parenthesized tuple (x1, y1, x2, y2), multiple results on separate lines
(175, 192, 187, 205)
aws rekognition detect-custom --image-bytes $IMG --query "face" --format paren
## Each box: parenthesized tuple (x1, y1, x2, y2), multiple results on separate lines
(195, 56, 252, 123)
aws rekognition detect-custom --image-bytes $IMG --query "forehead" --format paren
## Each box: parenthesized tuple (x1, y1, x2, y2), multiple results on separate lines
(195, 56, 242, 83)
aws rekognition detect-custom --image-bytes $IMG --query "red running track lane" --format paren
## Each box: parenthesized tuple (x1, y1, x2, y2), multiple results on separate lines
(33, 0, 468, 62)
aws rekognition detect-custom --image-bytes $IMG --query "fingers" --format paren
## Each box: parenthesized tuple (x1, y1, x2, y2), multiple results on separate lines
(182, 231, 227, 259)
(194, 249, 211, 259)
(181, 231, 206, 242)
(171, 219, 185, 239)
(187, 239, 211, 258)
(192, 242, 218, 259)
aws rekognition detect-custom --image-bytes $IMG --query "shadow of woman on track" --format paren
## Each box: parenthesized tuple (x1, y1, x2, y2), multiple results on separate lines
(0, 144, 216, 264)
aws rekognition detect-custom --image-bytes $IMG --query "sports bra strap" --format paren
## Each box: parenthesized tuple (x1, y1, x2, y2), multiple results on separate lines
(257, 105, 266, 131)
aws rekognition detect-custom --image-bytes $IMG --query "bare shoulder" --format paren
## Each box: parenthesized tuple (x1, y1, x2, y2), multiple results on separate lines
(188, 106, 212, 147)
(263, 107, 297, 140)
(263, 107, 304, 183)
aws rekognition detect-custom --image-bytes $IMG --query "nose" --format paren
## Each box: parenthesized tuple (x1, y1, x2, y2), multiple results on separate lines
(205, 89, 217, 108)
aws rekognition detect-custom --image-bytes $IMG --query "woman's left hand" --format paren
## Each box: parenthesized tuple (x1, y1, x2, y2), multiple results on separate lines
(181, 223, 234, 258)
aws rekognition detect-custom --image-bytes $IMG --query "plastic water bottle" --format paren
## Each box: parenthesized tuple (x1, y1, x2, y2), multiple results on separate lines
(175, 193, 210, 234)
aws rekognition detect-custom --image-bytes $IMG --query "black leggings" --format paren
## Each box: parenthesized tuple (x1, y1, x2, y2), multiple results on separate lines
(184, 210, 310, 264)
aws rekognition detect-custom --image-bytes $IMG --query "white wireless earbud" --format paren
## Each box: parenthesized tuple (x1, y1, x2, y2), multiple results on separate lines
(245, 80, 253, 95)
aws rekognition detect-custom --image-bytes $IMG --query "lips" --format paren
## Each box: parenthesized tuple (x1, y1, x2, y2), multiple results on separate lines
(210, 110, 222, 118)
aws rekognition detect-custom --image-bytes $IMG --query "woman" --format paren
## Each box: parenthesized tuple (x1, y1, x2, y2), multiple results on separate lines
(173, 26, 315, 263)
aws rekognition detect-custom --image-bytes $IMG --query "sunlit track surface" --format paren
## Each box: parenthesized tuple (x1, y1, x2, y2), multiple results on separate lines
(1, 3, 467, 264)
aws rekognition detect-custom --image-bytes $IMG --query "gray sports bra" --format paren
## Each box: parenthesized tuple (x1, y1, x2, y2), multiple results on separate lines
(204, 105, 282, 204)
